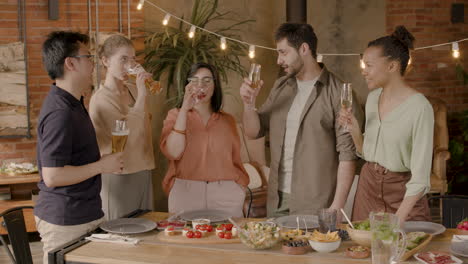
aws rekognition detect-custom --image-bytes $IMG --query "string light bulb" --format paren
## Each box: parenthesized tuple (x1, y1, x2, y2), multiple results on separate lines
(220, 37, 227, 50)
(360, 54, 365, 69)
(316, 54, 323, 63)
(188, 25, 196, 39)
(162, 14, 171, 26)
(452, 42, 460, 58)
(249, 45, 255, 59)
(137, 0, 144, 10)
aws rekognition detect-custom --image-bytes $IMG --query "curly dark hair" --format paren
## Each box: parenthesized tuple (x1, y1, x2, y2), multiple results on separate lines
(368, 25, 415, 75)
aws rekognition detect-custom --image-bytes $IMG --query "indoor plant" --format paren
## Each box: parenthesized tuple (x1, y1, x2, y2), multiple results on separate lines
(143, 0, 253, 106)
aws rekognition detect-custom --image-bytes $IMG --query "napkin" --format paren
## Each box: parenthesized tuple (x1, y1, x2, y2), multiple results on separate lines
(452, 235, 468, 242)
(85, 233, 140, 245)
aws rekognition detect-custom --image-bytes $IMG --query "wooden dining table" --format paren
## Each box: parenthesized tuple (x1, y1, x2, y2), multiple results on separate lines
(62, 211, 466, 264)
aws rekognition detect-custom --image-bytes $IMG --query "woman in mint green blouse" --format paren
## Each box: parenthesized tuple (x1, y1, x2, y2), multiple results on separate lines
(339, 26, 433, 224)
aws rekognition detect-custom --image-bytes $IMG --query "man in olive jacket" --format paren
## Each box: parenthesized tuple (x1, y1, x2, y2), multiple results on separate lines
(240, 23, 364, 217)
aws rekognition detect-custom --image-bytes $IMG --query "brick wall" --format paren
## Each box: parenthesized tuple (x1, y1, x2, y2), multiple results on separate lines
(387, 0, 468, 112)
(1, 0, 467, 162)
(0, 0, 143, 162)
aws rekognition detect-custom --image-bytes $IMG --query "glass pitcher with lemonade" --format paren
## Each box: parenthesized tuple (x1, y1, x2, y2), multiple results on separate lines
(370, 212, 407, 264)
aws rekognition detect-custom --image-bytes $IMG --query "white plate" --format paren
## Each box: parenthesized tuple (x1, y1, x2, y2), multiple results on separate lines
(451, 242, 468, 258)
(414, 252, 463, 264)
(100, 218, 156, 234)
(274, 215, 319, 229)
(403, 221, 446, 236)
(178, 209, 232, 222)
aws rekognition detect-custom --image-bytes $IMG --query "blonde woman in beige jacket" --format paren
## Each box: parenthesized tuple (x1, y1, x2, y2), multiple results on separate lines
(90, 35, 155, 220)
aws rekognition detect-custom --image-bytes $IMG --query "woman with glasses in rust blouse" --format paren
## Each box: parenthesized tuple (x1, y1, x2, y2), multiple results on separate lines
(160, 63, 249, 218)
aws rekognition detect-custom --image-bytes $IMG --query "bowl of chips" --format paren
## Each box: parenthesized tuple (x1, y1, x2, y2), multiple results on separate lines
(308, 230, 341, 253)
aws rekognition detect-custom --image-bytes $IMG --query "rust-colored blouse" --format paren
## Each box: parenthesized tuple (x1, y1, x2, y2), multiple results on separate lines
(160, 109, 249, 194)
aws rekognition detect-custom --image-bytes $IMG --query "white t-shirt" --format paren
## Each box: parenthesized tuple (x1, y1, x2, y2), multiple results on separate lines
(278, 77, 318, 193)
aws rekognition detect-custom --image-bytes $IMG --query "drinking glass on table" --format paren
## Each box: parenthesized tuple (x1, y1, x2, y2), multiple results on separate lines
(125, 63, 161, 94)
(318, 208, 337, 233)
(111, 120, 129, 153)
(340, 83, 353, 132)
(248, 63, 261, 110)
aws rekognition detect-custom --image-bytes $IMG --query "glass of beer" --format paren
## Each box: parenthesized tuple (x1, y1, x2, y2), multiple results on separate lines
(340, 83, 353, 132)
(112, 120, 129, 153)
(125, 63, 162, 95)
(248, 63, 261, 110)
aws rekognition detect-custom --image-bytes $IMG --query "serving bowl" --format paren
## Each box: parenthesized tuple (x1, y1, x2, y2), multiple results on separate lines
(308, 239, 341, 253)
(238, 221, 281, 250)
(346, 222, 372, 247)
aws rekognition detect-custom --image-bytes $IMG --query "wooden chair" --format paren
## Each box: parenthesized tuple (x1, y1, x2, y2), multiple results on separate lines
(427, 97, 451, 195)
(237, 123, 269, 218)
(0, 206, 34, 264)
(428, 195, 468, 228)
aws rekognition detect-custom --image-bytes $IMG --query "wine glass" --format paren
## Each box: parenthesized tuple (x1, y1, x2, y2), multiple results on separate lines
(187, 77, 209, 105)
(248, 63, 261, 110)
(340, 83, 353, 132)
(193, 86, 207, 105)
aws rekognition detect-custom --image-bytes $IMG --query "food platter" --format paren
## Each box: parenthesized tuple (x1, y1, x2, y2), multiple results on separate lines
(403, 221, 446, 236)
(100, 218, 156, 234)
(0, 162, 38, 176)
(275, 215, 319, 229)
(178, 209, 232, 223)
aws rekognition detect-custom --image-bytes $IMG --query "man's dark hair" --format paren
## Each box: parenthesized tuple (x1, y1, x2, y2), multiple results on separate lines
(275, 23, 318, 59)
(180, 62, 223, 112)
(42, 31, 89, 80)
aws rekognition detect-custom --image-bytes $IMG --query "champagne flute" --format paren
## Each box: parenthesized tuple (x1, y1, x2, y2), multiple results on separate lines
(111, 120, 129, 153)
(248, 63, 261, 110)
(125, 63, 161, 94)
(340, 83, 353, 132)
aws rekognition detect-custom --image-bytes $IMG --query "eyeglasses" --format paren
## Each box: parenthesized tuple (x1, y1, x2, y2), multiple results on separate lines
(187, 77, 214, 86)
(70, 54, 95, 62)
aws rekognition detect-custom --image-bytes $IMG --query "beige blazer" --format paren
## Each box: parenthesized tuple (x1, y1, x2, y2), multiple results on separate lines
(256, 65, 364, 216)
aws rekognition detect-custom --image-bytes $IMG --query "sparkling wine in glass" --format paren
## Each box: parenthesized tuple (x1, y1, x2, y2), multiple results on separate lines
(248, 63, 261, 110)
(125, 63, 161, 95)
(341, 83, 353, 132)
(187, 77, 210, 105)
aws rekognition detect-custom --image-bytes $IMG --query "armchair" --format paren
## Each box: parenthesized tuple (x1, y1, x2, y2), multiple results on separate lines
(236, 123, 269, 218)
(427, 96, 451, 195)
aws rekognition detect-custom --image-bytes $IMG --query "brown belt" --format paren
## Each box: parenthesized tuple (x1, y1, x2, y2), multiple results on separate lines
(368, 162, 388, 175)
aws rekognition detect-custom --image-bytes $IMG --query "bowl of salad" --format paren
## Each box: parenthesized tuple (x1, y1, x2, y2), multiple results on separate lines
(347, 220, 372, 247)
(239, 221, 281, 250)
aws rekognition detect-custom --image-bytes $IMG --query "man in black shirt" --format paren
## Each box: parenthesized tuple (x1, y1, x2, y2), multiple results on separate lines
(35, 31, 123, 264)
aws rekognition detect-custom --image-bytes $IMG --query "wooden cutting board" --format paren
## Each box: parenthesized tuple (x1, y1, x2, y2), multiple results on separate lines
(156, 231, 241, 244)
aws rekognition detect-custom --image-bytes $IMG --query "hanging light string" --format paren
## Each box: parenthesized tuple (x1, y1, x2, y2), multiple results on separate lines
(138, 0, 467, 60)
(141, 0, 276, 51)
(414, 38, 468, 50)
